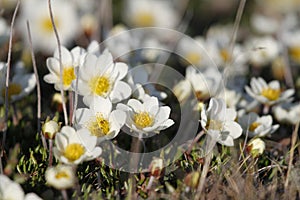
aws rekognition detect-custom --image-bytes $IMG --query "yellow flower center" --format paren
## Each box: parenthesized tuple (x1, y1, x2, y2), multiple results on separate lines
(288, 46, 300, 63)
(205, 119, 223, 130)
(55, 171, 69, 179)
(249, 122, 261, 132)
(261, 88, 281, 101)
(63, 143, 85, 162)
(1, 83, 22, 100)
(89, 76, 111, 96)
(220, 49, 230, 62)
(134, 12, 155, 27)
(62, 67, 76, 87)
(88, 114, 110, 137)
(186, 52, 201, 65)
(41, 17, 59, 34)
(134, 112, 154, 129)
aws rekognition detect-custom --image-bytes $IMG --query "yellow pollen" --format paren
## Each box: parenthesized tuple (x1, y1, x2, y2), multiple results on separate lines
(41, 17, 59, 33)
(220, 49, 230, 62)
(206, 119, 223, 130)
(249, 122, 261, 132)
(261, 88, 281, 101)
(288, 46, 300, 63)
(186, 52, 201, 65)
(89, 76, 111, 96)
(1, 83, 22, 100)
(63, 143, 85, 162)
(62, 67, 76, 87)
(134, 12, 155, 27)
(88, 114, 110, 137)
(134, 112, 154, 129)
(55, 171, 69, 179)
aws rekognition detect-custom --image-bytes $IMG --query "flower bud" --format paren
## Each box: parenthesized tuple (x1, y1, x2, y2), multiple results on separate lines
(184, 171, 200, 189)
(149, 158, 163, 177)
(247, 138, 266, 157)
(42, 119, 60, 139)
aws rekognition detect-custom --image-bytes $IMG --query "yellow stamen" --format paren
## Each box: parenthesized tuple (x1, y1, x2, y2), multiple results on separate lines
(88, 114, 110, 137)
(134, 112, 154, 129)
(220, 49, 230, 62)
(41, 17, 59, 33)
(89, 76, 111, 96)
(64, 143, 85, 162)
(186, 52, 201, 65)
(1, 83, 22, 99)
(288, 46, 300, 63)
(249, 122, 261, 132)
(55, 171, 69, 179)
(134, 12, 155, 27)
(206, 119, 223, 130)
(261, 88, 281, 101)
(62, 67, 76, 87)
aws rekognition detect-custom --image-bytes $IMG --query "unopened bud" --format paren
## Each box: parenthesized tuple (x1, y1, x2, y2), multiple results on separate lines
(42, 119, 60, 139)
(149, 158, 163, 177)
(247, 138, 266, 157)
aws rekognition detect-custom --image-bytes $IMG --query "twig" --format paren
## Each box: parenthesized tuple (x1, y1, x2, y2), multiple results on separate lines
(0, 0, 20, 175)
(284, 122, 299, 189)
(26, 21, 47, 150)
(186, 130, 205, 154)
(48, 0, 68, 126)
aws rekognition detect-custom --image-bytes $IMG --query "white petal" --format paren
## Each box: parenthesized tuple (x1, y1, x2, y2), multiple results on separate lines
(75, 108, 93, 126)
(90, 96, 112, 117)
(110, 81, 132, 103)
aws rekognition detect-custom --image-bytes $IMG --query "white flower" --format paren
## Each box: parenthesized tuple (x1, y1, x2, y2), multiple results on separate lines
(250, 13, 279, 35)
(224, 88, 241, 109)
(177, 36, 216, 68)
(117, 96, 174, 134)
(75, 96, 126, 143)
(45, 165, 76, 190)
(185, 66, 222, 101)
(200, 98, 242, 146)
(0, 174, 41, 200)
(273, 102, 300, 125)
(238, 112, 279, 137)
(245, 36, 280, 67)
(123, 0, 179, 29)
(53, 126, 102, 165)
(247, 138, 266, 157)
(245, 77, 294, 105)
(0, 62, 36, 104)
(74, 50, 132, 106)
(282, 30, 300, 64)
(16, 0, 80, 54)
(173, 79, 192, 103)
(44, 45, 85, 91)
(16, 0, 80, 53)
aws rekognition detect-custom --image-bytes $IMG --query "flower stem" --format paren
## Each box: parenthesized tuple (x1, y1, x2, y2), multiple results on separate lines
(146, 176, 155, 191)
(61, 189, 68, 200)
(263, 104, 270, 115)
(48, 139, 53, 167)
(68, 91, 73, 126)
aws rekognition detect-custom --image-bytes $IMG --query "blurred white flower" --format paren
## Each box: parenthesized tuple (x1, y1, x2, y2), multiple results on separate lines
(185, 66, 222, 101)
(247, 138, 266, 157)
(173, 79, 192, 103)
(53, 126, 102, 165)
(224, 88, 241, 109)
(123, 0, 179, 29)
(273, 102, 300, 125)
(16, 0, 80, 53)
(0, 174, 41, 200)
(177, 36, 216, 68)
(238, 112, 279, 137)
(44, 45, 85, 91)
(245, 36, 280, 67)
(0, 62, 36, 104)
(250, 13, 280, 35)
(75, 96, 126, 143)
(74, 50, 131, 106)
(200, 98, 242, 146)
(283, 30, 300, 64)
(117, 96, 174, 134)
(45, 165, 76, 190)
(245, 77, 294, 105)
